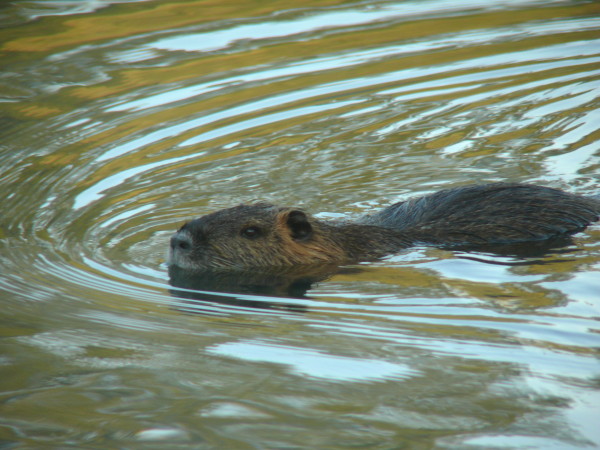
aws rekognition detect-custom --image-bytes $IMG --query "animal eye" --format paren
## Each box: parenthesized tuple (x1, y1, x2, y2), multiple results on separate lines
(177, 241, 191, 250)
(241, 226, 261, 239)
(171, 233, 192, 251)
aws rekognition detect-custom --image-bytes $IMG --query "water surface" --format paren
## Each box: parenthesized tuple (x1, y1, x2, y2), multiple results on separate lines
(1, 0, 599, 448)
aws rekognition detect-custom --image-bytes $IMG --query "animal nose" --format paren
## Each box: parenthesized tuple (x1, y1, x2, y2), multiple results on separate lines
(170, 232, 192, 251)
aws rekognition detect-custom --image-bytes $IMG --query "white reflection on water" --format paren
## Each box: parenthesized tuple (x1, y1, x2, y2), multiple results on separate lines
(101, 92, 356, 160)
(105, 43, 598, 159)
(109, 18, 600, 113)
(147, 0, 581, 54)
(76, 99, 358, 208)
(73, 154, 200, 209)
(20, 0, 126, 19)
(419, 258, 545, 284)
(208, 339, 418, 382)
(314, 322, 599, 377)
(135, 428, 190, 442)
(179, 99, 361, 147)
(99, 203, 156, 228)
(443, 434, 586, 449)
(541, 268, 600, 305)
(148, 3, 440, 53)
(544, 107, 600, 150)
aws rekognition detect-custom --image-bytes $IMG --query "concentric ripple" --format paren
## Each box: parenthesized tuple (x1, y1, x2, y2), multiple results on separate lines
(4, 0, 598, 302)
(0, 0, 599, 448)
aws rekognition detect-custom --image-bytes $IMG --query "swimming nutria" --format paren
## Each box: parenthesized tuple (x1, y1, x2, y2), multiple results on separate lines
(168, 183, 600, 270)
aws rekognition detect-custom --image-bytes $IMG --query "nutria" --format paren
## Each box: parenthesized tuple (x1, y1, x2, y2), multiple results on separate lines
(168, 183, 599, 270)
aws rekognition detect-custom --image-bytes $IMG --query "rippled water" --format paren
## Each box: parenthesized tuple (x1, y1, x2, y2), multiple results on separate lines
(1, 0, 599, 447)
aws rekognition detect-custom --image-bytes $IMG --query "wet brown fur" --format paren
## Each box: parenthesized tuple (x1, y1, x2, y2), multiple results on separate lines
(168, 183, 600, 270)
(273, 209, 347, 265)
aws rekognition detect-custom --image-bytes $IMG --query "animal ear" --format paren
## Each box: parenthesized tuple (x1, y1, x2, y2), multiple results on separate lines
(285, 210, 313, 241)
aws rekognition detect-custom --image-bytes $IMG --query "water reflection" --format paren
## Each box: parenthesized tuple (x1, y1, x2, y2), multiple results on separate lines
(168, 265, 328, 299)
(168, 264, 365, 315)
(168, 266, 311, 313)
(207, 339, 418, 382)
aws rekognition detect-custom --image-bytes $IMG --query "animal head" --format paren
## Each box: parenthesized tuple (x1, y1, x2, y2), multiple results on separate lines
(168, 203, 344, 270)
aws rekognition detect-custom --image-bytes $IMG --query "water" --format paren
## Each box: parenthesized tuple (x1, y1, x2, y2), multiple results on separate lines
(1, 0, 599, 447)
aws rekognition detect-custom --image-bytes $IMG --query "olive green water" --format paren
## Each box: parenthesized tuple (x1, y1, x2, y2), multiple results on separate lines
(1, 0, 599, 448)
